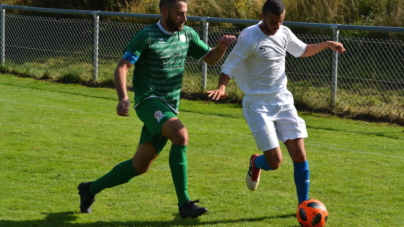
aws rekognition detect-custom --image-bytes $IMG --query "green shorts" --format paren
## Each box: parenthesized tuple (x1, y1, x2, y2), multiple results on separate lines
(135, 97, 177, 154)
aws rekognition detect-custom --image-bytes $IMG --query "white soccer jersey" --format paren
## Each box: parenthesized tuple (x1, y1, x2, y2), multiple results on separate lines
(221, 22, 307, 105)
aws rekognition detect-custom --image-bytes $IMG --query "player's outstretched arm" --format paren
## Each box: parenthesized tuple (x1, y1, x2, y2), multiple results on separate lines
(202, 35, 237, 65)
(207, 73, 231, 100)
(300, 41, 346, 57)
(114, 59, 132, 117)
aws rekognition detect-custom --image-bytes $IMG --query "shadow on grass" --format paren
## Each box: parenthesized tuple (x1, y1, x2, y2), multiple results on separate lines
(0, 211, 300, 227)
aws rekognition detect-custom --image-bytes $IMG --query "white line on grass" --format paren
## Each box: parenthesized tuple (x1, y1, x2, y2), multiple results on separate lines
(306, 142, 404, 159)
(0, 98, 119, 118)
(187, 126, 250, 135)
(1, 97, 402, 160)
(187, 127, 404, 160)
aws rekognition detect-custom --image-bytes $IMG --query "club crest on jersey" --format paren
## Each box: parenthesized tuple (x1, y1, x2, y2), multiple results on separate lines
(179, 34, 186, 42)
(154, 110, 166, 123)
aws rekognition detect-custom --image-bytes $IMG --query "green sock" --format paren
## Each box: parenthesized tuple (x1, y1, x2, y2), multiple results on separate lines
(169, 145, 190, 207)
(89, 159, 139, 195)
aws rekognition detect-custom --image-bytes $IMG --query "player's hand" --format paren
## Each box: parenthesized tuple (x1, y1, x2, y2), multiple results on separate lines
(207, 89, 228, 101)
(217, 35, 237, 49)
(329, 42, 346, 54)
(116, 99, 131, 116)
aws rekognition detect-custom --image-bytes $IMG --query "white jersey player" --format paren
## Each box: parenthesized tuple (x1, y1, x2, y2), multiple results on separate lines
(208, 0, 346, 205)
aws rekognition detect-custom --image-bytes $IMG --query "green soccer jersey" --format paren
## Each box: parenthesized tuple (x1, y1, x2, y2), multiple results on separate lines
(124, 23, 211, 113)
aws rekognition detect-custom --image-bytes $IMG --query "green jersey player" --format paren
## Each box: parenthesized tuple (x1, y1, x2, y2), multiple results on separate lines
(127, 22, 211, 112)
(77, 0, 236, 219)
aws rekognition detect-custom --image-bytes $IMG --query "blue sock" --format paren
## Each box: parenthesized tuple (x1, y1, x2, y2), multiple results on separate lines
(294, 161, 310, 204)
(254, 155, 272, 171)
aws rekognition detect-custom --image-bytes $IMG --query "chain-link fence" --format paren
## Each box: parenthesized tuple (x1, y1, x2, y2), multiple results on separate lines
(1, 5, 404, 125)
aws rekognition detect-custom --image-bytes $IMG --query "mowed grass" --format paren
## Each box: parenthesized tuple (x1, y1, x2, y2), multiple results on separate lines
(0, 74, 403, 227)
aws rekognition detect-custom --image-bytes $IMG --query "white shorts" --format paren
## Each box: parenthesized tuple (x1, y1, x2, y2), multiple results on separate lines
(243, 102, 308, 152)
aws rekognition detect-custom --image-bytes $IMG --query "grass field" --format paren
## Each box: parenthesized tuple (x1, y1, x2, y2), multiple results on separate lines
(1, 74, 404, 227)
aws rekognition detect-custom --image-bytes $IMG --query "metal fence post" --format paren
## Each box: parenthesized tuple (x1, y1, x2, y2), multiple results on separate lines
(0, 7, 5, 66)
(201, 17, 209, 90)
(93, 12, 100, 81)
(331, 25, 340, 105)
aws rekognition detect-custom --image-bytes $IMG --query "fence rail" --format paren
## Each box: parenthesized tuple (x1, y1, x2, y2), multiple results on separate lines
(1, 5, 403, 125)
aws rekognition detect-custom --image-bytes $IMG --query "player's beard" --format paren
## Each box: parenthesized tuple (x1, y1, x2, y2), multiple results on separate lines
(166, 13, 184, 31)
(262, 17, 277, 35)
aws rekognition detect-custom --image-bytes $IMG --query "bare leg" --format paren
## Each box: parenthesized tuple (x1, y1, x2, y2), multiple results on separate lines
(285, 138, 306, 162)
(132, 142, 158, 174)
(162, 117, 188, 145)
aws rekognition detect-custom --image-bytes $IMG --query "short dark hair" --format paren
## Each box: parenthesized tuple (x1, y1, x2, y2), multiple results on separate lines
(262, 0, 285, 16)
(159, 0, 187, 9)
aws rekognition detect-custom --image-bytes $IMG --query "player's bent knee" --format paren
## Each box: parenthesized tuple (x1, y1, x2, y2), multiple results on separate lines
(134, 165, 149, 174)
(131, 156, 154, 174)
(269, 161, 281, 170)
(270, 164, 280, 170)
(170, 130, 188, 145)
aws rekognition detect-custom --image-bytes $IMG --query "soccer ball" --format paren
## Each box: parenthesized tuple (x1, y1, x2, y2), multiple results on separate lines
(296, 199, 328, 227)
